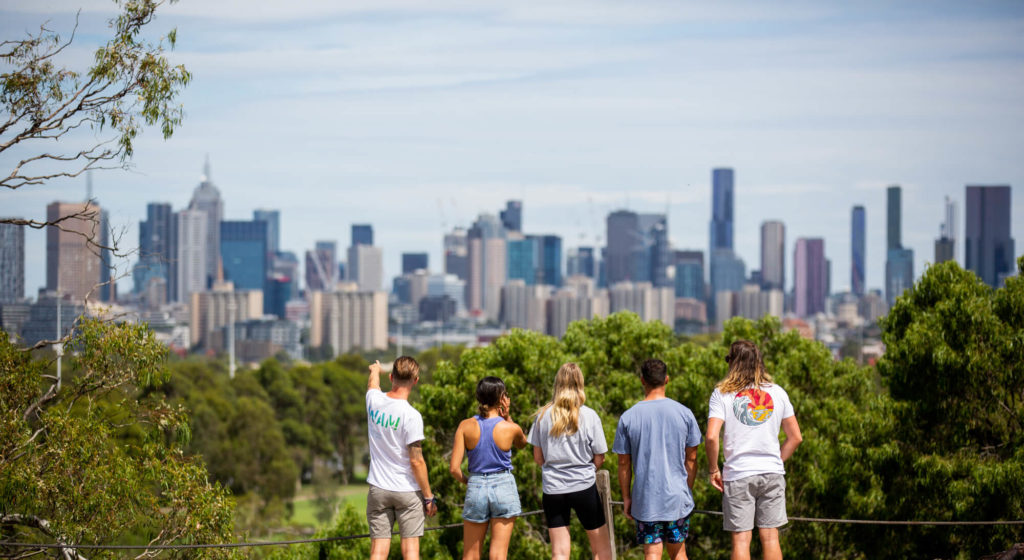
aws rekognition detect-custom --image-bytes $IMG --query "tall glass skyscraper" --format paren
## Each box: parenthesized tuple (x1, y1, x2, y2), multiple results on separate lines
(851, 206, 866, 296)
(220, 221, 268, 293)
(794, 238, 827, 317)
(965, 185, 1014, 287)
(886, 185, 901, 251)
(500, 200, 522, 232)
(760, 221, 785, 291)
(885, 186, 913, 306)
(711, 168, 734, 252)
(605, 210, 669, 287)
(674, 250, 704, 300)
(0, 220, 24, 303)
(253, 209, 280, 254)
(351, 224, 373, 247)
(402, 252, 429, 274)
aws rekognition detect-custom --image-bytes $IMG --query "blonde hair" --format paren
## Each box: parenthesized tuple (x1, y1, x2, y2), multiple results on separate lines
(716, 340, 773, 394)
(535, 362, 586, 438)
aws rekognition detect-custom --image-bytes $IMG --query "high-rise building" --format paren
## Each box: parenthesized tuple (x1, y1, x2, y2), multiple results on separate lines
(221, 220, 268, 293)
(46, 201, 103, 303)
(965, 185, 1014, 287)
(444, 227, 469, 282)
(884, 186, 914, 305)
(347, 244, 383, 292)
(188, 158, 223, 289)
(175, 209, 208, 302)
(794, 238, 827, 317)
(99, 209, 115, 303)
(934, 196, 957, 264)
(305, 241, 337, 292)
(547, 278, 609, 338)
(189, 286, 263, 350)
(427, 273, 466, 314)
(534, 235, 563, 288)
(608, 282, 674, 328)
(309, 288, 388, 355)
(506, 234, 535, 284)
(760, 221, 785, 291)
(402, 252, 429, 274)
(500, 200, 522, 232)
(500, 280, 549, 332)
(605, 210, 669, 286)
(0, 220, 25, 303)
(673, 250, 704, 301)
(253, 209, 280, 255)
(851, 206, 866, 296)
(467, 214, 507, 321)
(566, 247, 596, 278)
(134, 202, 174, 301)
(710, 168, 735, 252)
(710, 248, 746, 321)
(351, 224, 373, 247)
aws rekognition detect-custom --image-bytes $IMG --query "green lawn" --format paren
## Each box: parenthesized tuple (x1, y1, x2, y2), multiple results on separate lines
(289, 484, 369, 528)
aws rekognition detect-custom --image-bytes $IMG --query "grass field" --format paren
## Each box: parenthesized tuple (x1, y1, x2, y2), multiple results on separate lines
(288, 483, 369, 528)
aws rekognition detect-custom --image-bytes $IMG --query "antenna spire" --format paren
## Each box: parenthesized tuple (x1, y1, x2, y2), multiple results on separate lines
(202, 154, 211, 182)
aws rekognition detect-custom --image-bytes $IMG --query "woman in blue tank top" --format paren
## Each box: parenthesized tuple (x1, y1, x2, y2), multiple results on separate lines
(450, 376, 528, 560)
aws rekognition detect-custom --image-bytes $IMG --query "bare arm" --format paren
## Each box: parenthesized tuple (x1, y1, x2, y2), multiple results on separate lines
(706, 417, 724, 492)
(449, 422, 469, 484)
(780, 415, 803, 462)
(617, 453, 633, 520)
(533, 445, 545, 466)
(367, 360, 382, 391)
(408, 441, 437, 516)
(511, 424, 528, 449)
(593, 452, 605, 469)
(684, 446, 698, 491)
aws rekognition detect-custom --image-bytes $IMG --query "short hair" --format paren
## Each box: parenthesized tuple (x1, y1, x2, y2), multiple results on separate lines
(640, 359, 668, 387)
(391, 356, 420, 386)
(475, 376, 507, 417)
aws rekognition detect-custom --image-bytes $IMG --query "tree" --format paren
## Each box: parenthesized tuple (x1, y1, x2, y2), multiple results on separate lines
(1, 0, 189, 251)
(0, 319, 234, 558)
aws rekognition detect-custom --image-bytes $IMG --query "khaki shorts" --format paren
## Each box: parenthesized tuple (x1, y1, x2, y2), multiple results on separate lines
(367, 485, 425, 539)
(723, 473, 787, 532)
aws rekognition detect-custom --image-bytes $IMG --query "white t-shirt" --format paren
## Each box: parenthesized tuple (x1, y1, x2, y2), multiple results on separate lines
(708, 383, 794, 482)
(366, 389, 425, 492)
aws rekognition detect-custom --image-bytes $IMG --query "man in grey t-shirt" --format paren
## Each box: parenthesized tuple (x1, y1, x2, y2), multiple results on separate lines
(613, 359, 702, 560)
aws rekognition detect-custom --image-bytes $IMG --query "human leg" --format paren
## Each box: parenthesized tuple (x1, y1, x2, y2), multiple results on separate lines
(548, 526, 572, 560)
(758, 527, 782, 560)
(367, 486, 397, 560)
(462, 521, 490, 560)
(730, 531, 753, 560)
(487, 518, 515, 560)
(642, 542, 664, 560)
(370, 539, 392, 560)
(399, 537, 420, 560)
(753, 474, 787, 560)
(664, 541, 688, 560)
(584, 524, 613, 560)
(543, 491, 573, 560)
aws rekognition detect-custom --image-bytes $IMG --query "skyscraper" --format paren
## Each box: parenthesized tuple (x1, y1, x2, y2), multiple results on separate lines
(885, 186, 914, 306)
(189, 158, 223, 289)
(794, 238, 827, 317)
(467, 214, 507, 320)
(0, 220, 24, 303)
(253, 209, 280, 254)
(500, 200, 522, 232)
(99, 209, 115, 303)
(965, 185, 1014, 287)
(934, 196, 956, 264)
(220, 220, 268, 292)
(46, 201, 103, 303)
(443, 227, 468, 282)
(851, 206, 866, 296)
(566, 247, 596, 278)
(351, 224, 373, 247)
(175, 209, 208, 302)
(305, 241, 337, 292)
(760, 221, 785, 291)
(402, 252, 429, 274)
(710, 168, 735, 252)
(673, 250, 704, 301)
(605, 210, 669, 286)
(135, 202, 174, 300)
(534, 234, 563, 287)
(348, 244, 384, 291)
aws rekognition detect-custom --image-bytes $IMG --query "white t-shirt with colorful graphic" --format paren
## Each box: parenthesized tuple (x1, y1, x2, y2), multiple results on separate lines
(708, 383, 794, 482)
(366, 389, 425, 492)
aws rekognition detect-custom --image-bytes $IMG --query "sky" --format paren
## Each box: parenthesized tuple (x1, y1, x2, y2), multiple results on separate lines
(3, 0, 1023, 297)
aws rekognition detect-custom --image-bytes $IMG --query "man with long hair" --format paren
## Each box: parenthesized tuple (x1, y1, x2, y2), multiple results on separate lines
(705, 340, 803, 560)
(613, 359, 702, 560)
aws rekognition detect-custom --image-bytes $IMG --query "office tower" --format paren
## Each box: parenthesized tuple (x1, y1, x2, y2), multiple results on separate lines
(467, 214, 507, 321)
(500, 200, 522, 232)
(309, 288, 388, 355)
(427, 273, 466, 314)
(0, 220, 25, 303)
(175, 209, 208, 302)
(305, 241, 337, 292)
(347, 244, 384, 291)
(46, 201, 103, 302)
(99, 209, 115, 302)
(605, 211, 669, 286)
(794, 238, 827, 317)
(547, 278, 609, 338)
(884, 186, 914, 305)
(506, 233, 535, 284)
(534, 234, 563, 287)
(253, 209, 280, 254)
(500, 280, 549, 332)
(402, 252, 429, 274)
(270, 251, 299, 300)
(710, 249, 746, 298)
(851, 206, 866, 296)
(188, 158, 223, 289)
(220, 220, 268, 293)
(18, 292, 83, 346)
(733, 284, 784, 322)
(674, 250, 704, 301)
(760, 221, 785, 291)
(965, 185, 1015, 287)
(608, 281, 674, 328)
(444, 227, 469, 281)
(566, 247, 596, 278)
(710, 168, 735, 252)
(135, 202, 174, 301)
(189, 287, 263, 350)
(351, 224, 373, 247)
(934, 196, 957, 264)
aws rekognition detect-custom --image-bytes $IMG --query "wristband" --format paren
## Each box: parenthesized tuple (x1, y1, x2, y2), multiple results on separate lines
(423, 496, 437, 506)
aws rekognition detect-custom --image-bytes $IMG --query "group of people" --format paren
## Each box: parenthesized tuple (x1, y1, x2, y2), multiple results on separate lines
(364, 339, 803, 560)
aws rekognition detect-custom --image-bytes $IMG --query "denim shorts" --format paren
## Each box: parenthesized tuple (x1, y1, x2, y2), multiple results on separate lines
(462, 471, 521, 523)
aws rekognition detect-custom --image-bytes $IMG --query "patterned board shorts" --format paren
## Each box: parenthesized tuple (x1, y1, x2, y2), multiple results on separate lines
(635, 517, 691, 545)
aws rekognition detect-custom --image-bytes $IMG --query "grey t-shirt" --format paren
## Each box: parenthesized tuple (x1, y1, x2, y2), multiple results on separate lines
(612, 398, 702, 522)
(528, 405, 608, 495)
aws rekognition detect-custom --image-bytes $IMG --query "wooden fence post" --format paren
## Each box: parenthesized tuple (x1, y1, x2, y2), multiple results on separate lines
(596, 469, 617, 560)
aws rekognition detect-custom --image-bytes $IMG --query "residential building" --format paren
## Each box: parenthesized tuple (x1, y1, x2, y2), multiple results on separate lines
(308, 287, 388, 355)
(608, 281, 674, 328)
(189, 285, 263, 350)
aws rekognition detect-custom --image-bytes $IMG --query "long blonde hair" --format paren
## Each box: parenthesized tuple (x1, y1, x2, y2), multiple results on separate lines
(535, 362, 586, 438)
(716, 340, 773, 394)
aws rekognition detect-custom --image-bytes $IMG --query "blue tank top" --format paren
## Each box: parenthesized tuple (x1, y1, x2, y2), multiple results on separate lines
(467, 415, 513, 474)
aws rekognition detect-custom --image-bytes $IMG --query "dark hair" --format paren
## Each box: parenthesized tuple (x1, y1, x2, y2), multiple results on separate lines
(640, 359, 668, 387)
(476, 376, 507, 417)
(391, 356, 420, 387)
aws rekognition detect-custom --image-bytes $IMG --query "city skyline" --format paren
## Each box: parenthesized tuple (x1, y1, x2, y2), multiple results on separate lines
(3, 1, 1023, 296)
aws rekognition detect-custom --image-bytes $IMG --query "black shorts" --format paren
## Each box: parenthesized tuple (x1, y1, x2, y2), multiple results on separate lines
(542, 483, 606, 531)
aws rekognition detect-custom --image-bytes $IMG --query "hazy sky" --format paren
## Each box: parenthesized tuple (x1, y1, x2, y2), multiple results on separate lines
(3, 0, 1023, 297)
